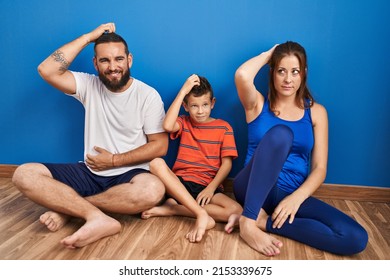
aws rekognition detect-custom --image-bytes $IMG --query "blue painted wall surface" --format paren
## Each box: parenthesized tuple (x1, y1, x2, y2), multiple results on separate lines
(1, 0, 389, 187)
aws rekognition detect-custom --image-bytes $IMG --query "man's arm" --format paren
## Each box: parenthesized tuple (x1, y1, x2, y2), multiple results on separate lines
(37, 23, 116, 94)
(85, 132, 168, 171)
(113, 132, 168, 167)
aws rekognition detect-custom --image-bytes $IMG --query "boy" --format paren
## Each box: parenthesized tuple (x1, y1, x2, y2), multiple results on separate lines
(142, 74, 242, 242)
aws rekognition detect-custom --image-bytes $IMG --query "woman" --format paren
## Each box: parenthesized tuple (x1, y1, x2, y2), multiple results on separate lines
(232, 41, 368, 257)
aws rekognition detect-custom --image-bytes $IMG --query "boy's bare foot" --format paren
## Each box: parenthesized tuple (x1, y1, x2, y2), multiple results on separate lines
(186, 209, 215, 243)
(225, 213, 240, 233)
(141, 198, 178, 219)
(239, 215, 282, 256)
(40, 211, 70, 232)
(60, 214, 121, 249)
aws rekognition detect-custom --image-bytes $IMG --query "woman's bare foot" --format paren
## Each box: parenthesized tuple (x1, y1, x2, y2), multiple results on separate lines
(40, 211, 70, 232)
(186, 209, 215, 243)
(141, 198, 178, 219)
(256, 208, 268, 230)
(239, 215, 283, 256)
(225, 213, 240, 233)
(60, 214, 121, 249)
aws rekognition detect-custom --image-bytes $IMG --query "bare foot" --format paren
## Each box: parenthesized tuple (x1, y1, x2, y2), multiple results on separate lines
(239, 215, 283, 256)
(40, 211, 70, 232)
(141, 198, 177, 219)
(256, 208, 268, 231)
(186, 209, 215, 243)
(60, 214, 121, 249)
(225, 213, 240, 233)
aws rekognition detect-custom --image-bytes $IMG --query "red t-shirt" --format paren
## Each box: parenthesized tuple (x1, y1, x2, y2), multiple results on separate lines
(171, 115, 238, 190)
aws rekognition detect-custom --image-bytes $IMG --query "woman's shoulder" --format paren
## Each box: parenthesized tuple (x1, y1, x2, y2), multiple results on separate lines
(310, 102, 328, 125)
(311, 102, 327, 114)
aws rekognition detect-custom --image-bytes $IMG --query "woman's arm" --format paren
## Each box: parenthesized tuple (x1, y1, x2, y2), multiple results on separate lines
(234, 45, 277, 122)
(271, 103, 328, 228)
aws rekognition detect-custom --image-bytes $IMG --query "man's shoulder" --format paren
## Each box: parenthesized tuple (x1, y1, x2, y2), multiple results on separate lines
(132, 78, 158, 93)
(71, 71, 97, 79)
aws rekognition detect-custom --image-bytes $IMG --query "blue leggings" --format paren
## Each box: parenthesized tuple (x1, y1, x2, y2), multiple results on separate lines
(233, 125, 368, 255)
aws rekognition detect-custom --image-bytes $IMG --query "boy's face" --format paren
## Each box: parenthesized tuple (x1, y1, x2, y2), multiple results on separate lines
(183, 92, 216, 123)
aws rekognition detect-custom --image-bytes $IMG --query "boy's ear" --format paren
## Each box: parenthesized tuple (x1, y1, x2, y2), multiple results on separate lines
(182, 101, 189, 112)
(210, 97, 216, 109)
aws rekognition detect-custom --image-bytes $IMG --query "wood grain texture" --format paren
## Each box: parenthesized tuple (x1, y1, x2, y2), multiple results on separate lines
(2, 164, 389, 202)
(0, 177, 389, 260)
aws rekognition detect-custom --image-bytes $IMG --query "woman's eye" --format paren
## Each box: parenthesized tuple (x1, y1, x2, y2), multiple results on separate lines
(292, 69, 300, 75)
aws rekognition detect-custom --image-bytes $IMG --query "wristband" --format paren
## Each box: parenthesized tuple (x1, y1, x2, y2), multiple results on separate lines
(112, 154, 115, 167)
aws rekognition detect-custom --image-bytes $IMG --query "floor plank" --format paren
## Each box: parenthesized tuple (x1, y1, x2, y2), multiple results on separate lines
(0, 178, 388, 260)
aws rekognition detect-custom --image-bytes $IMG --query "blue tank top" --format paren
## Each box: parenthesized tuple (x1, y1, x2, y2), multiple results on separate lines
(245, 99, 314, 193)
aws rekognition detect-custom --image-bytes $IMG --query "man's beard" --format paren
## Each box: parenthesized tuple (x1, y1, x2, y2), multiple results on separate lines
(98, 68, 131, 92)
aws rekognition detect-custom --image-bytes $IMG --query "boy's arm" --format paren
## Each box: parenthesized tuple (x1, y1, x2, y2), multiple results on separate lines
(196, 156, 233, 207)
(163, 74, 200, 132)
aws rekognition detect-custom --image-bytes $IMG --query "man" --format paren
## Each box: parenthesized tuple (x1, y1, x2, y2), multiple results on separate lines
(12, 23, 168, 249)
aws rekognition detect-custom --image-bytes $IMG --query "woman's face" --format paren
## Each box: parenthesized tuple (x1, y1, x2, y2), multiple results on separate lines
(273, 54, 302, 98)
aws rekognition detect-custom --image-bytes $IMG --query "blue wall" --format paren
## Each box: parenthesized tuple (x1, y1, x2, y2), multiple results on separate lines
(1, 0, 389, 187)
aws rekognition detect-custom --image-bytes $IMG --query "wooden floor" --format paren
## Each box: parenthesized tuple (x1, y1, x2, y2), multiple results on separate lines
(0, 177, 389, 260)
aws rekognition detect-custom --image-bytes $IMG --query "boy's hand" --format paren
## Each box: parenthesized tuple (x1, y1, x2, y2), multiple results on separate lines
(196, 188, 214, 207)
(179, 74, 200, 96)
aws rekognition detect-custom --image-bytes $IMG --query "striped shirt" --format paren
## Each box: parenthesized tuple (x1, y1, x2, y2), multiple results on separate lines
(171, 115, 238, 189)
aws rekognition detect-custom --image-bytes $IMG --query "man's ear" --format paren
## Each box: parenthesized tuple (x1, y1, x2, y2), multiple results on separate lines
(93, 56, 98, 71)
(128, 53, 133, 68)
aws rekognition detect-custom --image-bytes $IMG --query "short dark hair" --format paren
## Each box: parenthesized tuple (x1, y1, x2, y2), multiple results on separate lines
(183, 76, 214, 103)
(94, 32, 129, 56)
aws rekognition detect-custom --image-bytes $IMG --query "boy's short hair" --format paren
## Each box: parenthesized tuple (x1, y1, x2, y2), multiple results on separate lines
(183, 76, 214, 103)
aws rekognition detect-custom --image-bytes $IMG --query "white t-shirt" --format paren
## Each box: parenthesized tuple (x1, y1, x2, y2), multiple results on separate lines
(70, 71, 165, 176)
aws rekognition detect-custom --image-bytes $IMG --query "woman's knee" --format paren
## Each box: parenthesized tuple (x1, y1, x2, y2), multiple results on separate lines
(332, 221, 368, 255)
(266, 125, 294, 148)
(344, 224, 368, 255)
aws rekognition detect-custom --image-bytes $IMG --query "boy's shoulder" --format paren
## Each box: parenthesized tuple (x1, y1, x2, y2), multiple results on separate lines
(211, 118, 234, 130)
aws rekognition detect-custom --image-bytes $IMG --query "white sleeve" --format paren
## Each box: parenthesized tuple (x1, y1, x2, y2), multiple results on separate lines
(69, 71, 95, 105)
(143, 90, 166, 135)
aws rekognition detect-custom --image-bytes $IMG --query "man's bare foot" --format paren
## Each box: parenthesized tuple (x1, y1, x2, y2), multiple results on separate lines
(141, 198, 178, 219)
(40, 211, 70, 232)
(186, 209, 215, 243)
(60, 214, 121, 249)
(225, 213, 240, 233)
(239, 215, 283, 256)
